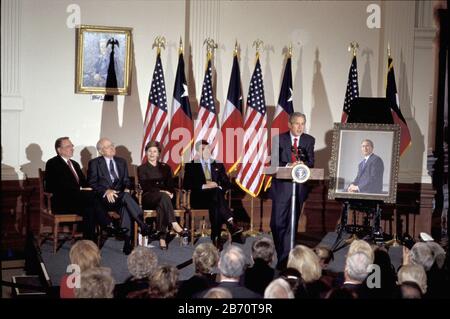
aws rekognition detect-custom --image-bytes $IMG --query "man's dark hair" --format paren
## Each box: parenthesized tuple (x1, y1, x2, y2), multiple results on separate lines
(55, 137, 70, 154)
(195, 139, 209, 151)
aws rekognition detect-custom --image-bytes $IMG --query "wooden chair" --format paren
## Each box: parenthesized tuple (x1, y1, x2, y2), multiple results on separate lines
(133, 167, 186, 247)
(38, 169, 83, 254)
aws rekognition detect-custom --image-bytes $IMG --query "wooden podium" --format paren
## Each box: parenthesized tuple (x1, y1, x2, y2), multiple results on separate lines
(264, 166, 324, 250)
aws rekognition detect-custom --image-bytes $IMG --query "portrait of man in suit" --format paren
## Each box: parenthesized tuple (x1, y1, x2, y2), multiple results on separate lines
(347, 139, 384, 194)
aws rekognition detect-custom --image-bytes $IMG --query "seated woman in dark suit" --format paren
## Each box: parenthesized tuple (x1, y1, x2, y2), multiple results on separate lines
(137, 141, 187, 250)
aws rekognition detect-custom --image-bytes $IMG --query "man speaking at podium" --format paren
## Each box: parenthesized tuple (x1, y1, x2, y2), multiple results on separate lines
(268, 112, 315, 269)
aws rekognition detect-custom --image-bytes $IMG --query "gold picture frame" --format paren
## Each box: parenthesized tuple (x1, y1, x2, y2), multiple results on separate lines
(75, 25, 132, 95)
(328, 123, 401, 203)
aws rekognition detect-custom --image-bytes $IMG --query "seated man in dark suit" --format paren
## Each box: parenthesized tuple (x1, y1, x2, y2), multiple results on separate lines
(87, 138, 152, 255)
(347, 139, 384, 194)
(183, 140, 242, 248)
(45, 137, 118, 240)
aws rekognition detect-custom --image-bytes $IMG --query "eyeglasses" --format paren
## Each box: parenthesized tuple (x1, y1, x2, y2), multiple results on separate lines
(61, 144, 74, 149)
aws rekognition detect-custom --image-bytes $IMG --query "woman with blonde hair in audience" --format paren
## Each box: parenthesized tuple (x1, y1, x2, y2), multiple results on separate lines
(397, 264, 427, 295)
(60, 240, 101, 298)
(287, 245, 328, 298)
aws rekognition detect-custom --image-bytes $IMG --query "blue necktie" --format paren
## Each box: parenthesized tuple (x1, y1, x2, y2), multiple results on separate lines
(109, 160, 119, 183)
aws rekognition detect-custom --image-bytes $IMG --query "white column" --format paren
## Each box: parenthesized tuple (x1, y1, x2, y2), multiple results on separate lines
(187, 0, 220, 108)
(1, 0, 23, 180)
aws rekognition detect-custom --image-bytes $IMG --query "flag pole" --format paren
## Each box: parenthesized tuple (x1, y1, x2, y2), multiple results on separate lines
(243, 39, 265, 238)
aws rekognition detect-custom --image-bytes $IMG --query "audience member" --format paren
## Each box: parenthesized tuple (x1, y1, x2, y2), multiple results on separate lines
(264, 278, 294, 298)
(115, 246, 158, 298)
(177, 243, 219, 298)
(60, 240, 101, 298)
(75, 267, 115, 298)
(244, 237, 276, 295)
(203, 287, 232, 299)
(148, 265, 179, 298)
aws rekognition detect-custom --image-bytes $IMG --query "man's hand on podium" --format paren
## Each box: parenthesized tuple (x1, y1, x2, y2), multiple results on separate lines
(287, 161, 304, 167)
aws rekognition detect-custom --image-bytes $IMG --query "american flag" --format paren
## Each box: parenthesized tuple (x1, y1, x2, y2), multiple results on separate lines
(192, 58, 219, 159)
(219, 53, 244, 173)
(141, 53, 168, 162)
(341, 55, 359, 123)
(265, 55, 294, 190)
(387, 55, 411, 155)
(166, 51, 193, 175)
(235, 57, 268, 197)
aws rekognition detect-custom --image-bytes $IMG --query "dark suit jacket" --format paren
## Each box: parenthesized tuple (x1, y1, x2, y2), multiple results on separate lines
(87, 156, 131, 195)
(243, 259, 275, 295)
(352, 153, 384, 193)
(183, 160, 231, 208)
(268, 132, 315, 203)
(177, 273, 218, 298)
(44, 155, 88, 212)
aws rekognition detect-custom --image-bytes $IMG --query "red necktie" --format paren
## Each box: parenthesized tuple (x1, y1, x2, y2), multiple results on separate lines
(67, 160, 79, 184)
(291, 138, 298, 163)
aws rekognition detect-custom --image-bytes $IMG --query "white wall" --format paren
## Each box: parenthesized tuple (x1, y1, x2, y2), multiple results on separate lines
(1, 0, 439, 183)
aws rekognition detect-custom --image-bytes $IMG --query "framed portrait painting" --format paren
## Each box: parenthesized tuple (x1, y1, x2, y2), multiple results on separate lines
(75, 25, 132, 95)
(328, 123, 401, 203)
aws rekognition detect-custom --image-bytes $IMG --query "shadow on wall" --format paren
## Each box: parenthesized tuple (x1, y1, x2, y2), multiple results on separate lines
(397, 50, 424, 180)
(314, 130, 334, 179)
(360, 48, 373, 97)
(309, 48, 334, 174)
(115, 145, 136, 182)
(79, 146, 97, 176)
(20, 143, 46, 179)
(292, 46, 304, 114)
(99, 45, 143, 176)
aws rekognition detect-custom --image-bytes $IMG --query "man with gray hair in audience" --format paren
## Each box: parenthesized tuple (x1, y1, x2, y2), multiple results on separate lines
(342, 251, 372, 298)
(200, 245, 261, 298)
(264, 278, 294, 299)
(406, 242, 448, 298)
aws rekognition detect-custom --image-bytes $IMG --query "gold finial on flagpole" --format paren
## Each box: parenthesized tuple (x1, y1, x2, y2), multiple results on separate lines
(203, 37, 218, 60)
(234, 40, 239, 57)
(387, 42, 391, 58)
(288, 43, 293, 58)
(178, 37, 184, 55)
(348, 42, 359, 57)
(152, 36, 166, 55)
(253, 39, 264, 59)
